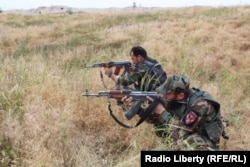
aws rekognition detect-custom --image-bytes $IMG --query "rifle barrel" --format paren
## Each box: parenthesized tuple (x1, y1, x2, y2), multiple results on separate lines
(82, 90, 161, 102)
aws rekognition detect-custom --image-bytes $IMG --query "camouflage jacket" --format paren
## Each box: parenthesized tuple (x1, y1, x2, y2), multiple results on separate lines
(158, 88, 223, 145)
(117, 57, 166, 91)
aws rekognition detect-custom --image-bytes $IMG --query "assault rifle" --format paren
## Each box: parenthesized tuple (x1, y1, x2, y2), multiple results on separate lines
(82, 89, 163, 128)
(82, 89, 161, 101)
(91, 61, 132, 75)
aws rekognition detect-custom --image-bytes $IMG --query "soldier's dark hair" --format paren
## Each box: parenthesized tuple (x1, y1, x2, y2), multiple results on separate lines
(130, 46, 147, 58)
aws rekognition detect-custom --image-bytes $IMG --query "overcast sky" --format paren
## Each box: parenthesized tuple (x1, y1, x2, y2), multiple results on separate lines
(1, 0, 250, 10)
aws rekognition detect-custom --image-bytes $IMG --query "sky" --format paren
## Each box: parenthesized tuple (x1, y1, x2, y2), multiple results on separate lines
(1, 0, 250, 10)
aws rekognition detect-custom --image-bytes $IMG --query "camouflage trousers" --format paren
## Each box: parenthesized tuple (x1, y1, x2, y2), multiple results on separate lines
(176, 133, 219, 151)
(154, 119, 219, 151)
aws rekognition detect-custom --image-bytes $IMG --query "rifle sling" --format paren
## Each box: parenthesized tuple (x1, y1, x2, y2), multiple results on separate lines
(108, 103, 133, 128)
(108, 98, 161, 128)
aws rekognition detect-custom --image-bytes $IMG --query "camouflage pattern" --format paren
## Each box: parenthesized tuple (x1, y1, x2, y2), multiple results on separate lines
(155, 89, 222, 150)
(119, 58, 166, 120)
(118, 62, 152, 91)
(176, 99, 221, 150)
(117, 58, 165, 91)
(176, 133, 216, 150)
(156, 74, 189, 94)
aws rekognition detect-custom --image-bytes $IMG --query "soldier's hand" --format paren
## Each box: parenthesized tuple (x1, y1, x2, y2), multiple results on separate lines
(146, 96, 154, 102)
(121, 96, 133, 106)
(146, 96, 165, 115)
(104, 67, 113, 76)
(152, 103, 166, 115)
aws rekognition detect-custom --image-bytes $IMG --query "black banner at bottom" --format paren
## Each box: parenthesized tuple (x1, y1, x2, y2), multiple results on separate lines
(141, 151, 249, 167)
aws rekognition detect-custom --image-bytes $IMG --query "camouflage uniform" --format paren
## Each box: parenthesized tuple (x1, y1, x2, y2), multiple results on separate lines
(154, 75, 225, 150)
(176, 98, 222, 150)
(117, 57, 165, 91)
(118, 57, 167, 120)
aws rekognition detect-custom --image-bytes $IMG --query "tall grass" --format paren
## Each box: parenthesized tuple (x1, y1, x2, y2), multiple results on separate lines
(0, 6, 250, 166)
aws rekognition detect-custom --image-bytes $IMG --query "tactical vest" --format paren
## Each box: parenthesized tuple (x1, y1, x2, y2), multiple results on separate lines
(184, 88, 224, 143)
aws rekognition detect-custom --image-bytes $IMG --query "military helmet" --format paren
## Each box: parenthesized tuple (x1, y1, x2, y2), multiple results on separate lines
(156, 74, 190, 94)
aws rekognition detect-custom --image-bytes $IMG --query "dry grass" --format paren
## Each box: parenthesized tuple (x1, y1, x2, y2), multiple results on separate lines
(0, 6, 250, 166)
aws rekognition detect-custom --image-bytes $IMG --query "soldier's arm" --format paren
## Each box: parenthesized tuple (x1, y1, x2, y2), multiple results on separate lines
(158, 110, 173, 124)
(118, 63, 149, 86)
(192, 99, 217, 121)
(146, 96, 174, 124)
(118, 72, 142, 86)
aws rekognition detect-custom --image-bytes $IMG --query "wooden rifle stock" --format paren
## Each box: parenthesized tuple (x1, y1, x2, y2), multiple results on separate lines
(91, 61, 131, 75)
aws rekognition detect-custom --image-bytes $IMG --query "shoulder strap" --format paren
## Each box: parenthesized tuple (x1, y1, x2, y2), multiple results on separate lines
(188, 88, 220, 111)
(108, 103, 133, 128)
(186, 88, 204, 107)
(144, 60, 155, 68)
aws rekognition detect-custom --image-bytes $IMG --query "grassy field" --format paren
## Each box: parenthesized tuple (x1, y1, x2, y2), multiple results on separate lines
(0, 6, 250, 167)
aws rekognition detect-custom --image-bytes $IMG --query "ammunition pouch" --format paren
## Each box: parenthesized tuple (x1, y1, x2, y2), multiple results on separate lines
(205, 121, 222, 143)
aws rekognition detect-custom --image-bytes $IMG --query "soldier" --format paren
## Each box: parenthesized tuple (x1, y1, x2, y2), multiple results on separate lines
(104, 46, 167, 120)
(122, 74, 228, 150)
(104, 46, 167, 91)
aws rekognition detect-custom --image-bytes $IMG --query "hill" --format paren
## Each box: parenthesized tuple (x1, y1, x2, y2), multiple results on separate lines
(2, 5, 165, 15)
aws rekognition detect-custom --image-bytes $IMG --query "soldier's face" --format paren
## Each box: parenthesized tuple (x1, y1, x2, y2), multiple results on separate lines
(130, 52, 144, 64)
(163, 91, 176, 101)
(130, 54, 138, 64)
